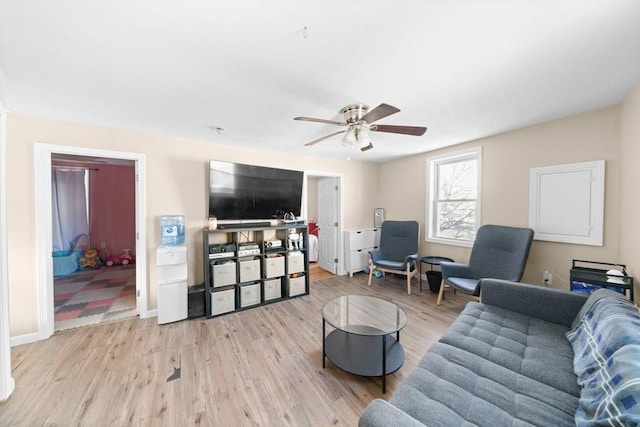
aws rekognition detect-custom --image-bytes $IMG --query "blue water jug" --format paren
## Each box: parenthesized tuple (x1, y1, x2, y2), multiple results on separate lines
(160, 215, 185, 246)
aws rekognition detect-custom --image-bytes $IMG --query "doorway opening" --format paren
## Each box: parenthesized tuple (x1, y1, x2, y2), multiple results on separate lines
(305, 172, 343, 280)
(51, 154, 137, 331)
(34, 144, 148, 341)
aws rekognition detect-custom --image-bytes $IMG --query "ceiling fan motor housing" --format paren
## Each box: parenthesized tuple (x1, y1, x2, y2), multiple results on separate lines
(341, 104, 369, 124)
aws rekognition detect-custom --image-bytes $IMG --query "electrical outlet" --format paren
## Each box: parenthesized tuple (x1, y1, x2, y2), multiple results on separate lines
(100, 241, 106, 249)
(542, 270, 552, 285)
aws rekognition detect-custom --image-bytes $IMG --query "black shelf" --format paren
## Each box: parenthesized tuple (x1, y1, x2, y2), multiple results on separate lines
(324, 329, 404, 377)
(570, 259, 634, 302)
(202, 225, 310, 318)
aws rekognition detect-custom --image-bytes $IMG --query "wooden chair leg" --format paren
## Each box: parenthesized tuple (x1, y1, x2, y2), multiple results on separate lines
(406, 264, 411, 295)
(436, 278, 446, 305)
(368, 266, 374, 286)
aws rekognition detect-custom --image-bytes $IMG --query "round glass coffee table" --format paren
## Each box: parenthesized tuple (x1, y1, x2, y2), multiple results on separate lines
(322, 295, 408, 393)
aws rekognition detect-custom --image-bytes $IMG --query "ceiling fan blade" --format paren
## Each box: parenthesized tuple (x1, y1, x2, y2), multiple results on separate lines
(371, 124, 427, 136)
(361, 103, 400, 124)
(304, 130, 347, 146)
(294, 116, 346, 126)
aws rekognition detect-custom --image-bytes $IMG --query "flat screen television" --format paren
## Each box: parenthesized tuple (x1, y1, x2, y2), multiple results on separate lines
(208, 160, 304, 221)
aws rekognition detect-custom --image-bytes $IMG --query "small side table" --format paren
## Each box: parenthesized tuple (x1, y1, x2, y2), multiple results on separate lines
(419, 256, 454, 293)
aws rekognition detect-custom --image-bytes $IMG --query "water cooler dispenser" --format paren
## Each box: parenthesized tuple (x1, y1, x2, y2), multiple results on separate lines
(157, 215, 188, 324)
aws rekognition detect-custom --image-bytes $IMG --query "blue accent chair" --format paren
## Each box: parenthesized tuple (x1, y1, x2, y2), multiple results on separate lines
(368, 220, 420, 294)
(436, 224, 534, 305)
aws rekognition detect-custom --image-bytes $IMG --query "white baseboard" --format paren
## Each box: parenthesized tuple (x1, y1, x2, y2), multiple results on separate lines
(10, 332, 39, 347)
(11, 311, 158, 346)
(141, 309, 157, 319)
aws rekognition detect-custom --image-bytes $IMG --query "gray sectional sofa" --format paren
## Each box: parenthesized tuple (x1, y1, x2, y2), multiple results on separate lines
(359, 279, 640, 426)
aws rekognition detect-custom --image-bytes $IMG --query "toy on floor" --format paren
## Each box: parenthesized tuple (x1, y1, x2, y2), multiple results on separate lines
(105, 248, 133, 266)
(78, 247, 100, 269)
(363, 261, 384, 278)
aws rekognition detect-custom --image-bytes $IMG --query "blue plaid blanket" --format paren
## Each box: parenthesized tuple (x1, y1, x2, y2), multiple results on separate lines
(566, 289, 640, 426)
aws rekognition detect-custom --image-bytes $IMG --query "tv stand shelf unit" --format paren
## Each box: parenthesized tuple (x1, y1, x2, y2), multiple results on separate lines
(203, 224, 310, 317)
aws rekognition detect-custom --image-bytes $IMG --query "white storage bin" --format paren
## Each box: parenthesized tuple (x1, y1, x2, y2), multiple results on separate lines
(239, 258, 260, 283)
(239, 282, 261, 308)
(211, 289, 235, 316)
(265, 255, 285, 278)
(288, 276, 306, 297)
(287, 252, 305, 274)
(211, 261, 236, 288)
(263, 278, 282, 301)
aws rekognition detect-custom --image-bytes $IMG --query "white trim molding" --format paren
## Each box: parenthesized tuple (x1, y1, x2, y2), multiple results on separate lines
(33, 143, 149, 341)
(426, 146, 482, 247)
(0, 100, 16, 401)
(529, 160, 605, 246)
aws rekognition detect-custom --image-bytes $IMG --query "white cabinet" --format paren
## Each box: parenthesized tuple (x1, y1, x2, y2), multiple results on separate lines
(157, 245, 188, 324)
(345, 228, 380, 277)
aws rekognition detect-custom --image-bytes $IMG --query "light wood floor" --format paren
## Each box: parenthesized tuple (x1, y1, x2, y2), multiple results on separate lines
(2, 272, 472, 426)
(309, 261, 334, 281)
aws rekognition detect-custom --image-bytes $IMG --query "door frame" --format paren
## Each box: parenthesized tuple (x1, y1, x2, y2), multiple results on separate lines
(305, 171, 345, 276)
(0, 102, 15, 401)
(34, 143, 148, 340)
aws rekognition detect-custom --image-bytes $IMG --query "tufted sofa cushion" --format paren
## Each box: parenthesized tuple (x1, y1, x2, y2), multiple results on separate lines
(360, 301, 579, 426)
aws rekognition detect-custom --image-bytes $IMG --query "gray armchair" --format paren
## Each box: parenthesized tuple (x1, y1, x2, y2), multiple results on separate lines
(436, 224, 534, 305)
(368, 220, 420, 294)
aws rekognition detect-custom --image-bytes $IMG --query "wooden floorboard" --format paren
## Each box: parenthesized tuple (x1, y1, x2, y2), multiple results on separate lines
(309, 261, 334, 281)
(2, 272, 472, 426)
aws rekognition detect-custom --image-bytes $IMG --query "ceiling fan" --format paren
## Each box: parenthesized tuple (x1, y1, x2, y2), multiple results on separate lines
(294, 103, 427, 151)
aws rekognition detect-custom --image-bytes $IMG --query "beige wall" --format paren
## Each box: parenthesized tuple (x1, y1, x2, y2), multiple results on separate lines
(306, 177, 318, 221)
(380, 104, 626, 288)
(619, 84, 640, 290)
(7, 84, 640, 336)
(6, 115, 379, 336)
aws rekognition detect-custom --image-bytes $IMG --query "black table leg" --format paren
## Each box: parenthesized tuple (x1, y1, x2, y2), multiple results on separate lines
(322, 318, 326, 368)
(382, 334, 387, 394)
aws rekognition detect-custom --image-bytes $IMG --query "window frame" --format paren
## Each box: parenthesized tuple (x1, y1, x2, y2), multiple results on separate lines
(426, 147, 482, 247)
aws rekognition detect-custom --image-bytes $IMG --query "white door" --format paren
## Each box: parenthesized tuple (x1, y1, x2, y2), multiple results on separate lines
(317, 177, 338, 274)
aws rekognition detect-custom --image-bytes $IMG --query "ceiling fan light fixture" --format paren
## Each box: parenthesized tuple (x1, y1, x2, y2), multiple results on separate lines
(341, 127, 357, 147)
(356, 128, 373, 151)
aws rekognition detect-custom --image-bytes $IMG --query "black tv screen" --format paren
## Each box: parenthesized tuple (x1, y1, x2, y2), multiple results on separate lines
(208, 160, 304, 220)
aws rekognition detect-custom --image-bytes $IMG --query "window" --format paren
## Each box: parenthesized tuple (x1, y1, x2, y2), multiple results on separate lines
(426, 147, 481, 246)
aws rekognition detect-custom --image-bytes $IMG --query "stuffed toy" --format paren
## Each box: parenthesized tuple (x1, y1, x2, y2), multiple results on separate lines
(78, 247, 100, 269)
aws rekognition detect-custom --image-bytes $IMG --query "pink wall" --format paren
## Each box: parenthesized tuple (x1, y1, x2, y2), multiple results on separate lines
(88, 164, 136, 256)
(51, 160, 136, 256)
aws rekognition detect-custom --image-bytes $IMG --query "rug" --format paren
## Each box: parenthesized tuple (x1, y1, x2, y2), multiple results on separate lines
(54, 264, 137, 331)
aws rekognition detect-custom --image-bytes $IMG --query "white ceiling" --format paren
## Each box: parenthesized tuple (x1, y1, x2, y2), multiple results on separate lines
(1, 1, 639, 163)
